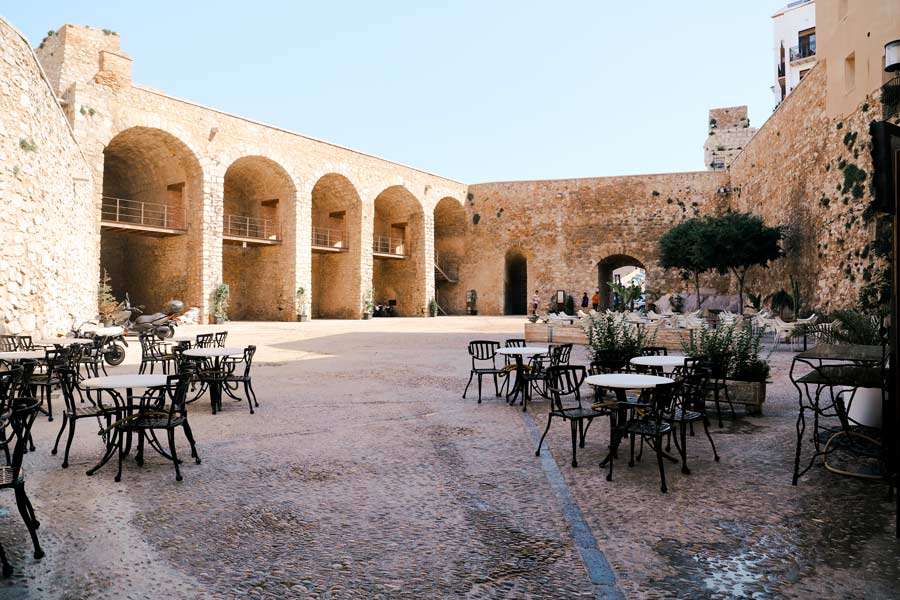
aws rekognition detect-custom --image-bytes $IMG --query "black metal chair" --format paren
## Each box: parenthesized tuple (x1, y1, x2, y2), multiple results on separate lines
(0, 394, 45, 574)
(519, 343, 573, 410)
(138, 331, 174, 374)
(0, 336, 15, 352)
(52, 367, 118, 468)
(29, 346, 81, 422)
(698, 354, 735, 427)
(499, 339, 526, 396)
(223, 346, 258, 414)
(213, 332, 228, 347)
(640, 346, 668, 356)
(463, 341, 504, 403)
(77, 338, 107, 378)
(0, 366, 22, 465)
(607, 381, 680, 493)
(664, 365, 719, 474)
(196, 333, 215, 349)
(114, 373, 200, 482)
(536, 365, 607, 467)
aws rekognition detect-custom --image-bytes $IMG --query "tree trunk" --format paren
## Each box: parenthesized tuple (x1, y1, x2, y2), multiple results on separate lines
(733, 268, 746, 315)
(694, 272, 702, 309)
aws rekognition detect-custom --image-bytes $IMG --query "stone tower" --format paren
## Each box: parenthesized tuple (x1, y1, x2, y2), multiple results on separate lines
(703, 106, 757, 171)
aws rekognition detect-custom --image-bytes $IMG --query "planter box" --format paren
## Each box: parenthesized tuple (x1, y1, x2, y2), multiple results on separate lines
(725, 379, 766, 415)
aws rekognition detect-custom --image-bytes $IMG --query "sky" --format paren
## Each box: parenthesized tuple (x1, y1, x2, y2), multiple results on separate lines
(4, 1, 787, 183)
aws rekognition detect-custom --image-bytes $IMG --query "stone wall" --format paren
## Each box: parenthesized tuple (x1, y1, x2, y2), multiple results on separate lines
(704, 106, 757, 170)
(728, 61, 897, 312)
(464, 172, 728, 315)
(0, 18, 96, 336)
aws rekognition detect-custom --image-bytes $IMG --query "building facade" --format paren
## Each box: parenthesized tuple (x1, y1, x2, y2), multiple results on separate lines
(773, 1, 818, 103)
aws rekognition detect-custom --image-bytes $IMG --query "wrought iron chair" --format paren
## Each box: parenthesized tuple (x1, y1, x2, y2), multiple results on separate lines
(213, 332, 228, 347)
(605, 381, 680, 493)
(698, 354, 735, 427)
(52, 367, 118, 468)
(0, 366, 22, 465)
(196, 333, 215, 348)
(138, 331, 174, 374)
(29, 346, 81, 422)
(535, 365, 607, 467)
(114, 373, 200, 482)
(223, 345, 258, 414)
(640, 346, 668, 356)
(0, 391, 45, 573)
(77, 337, 107, 378)
(462, 341, 504, 403)
(664, 364, 719, 474)
(499, 339, 526, 396)
(519, 343, 573, 410)
(0, 336, 15, 352)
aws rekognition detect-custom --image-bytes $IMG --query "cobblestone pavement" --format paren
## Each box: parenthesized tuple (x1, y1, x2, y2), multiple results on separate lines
(0, 317, 897, 599)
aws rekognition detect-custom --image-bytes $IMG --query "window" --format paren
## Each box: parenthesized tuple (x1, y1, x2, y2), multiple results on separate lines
(844, 53, 856, 92)
(798, 27, 816, 57)
(799, 68, 810, 81)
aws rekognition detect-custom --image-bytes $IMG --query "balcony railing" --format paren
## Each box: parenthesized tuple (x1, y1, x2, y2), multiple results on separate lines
(374, 235, 405, 257)
(883, 75, 900, 121)
(101, 196, 186, 231)
(311, 226, 347, 251)
(223, 214, 281, 241)
(789, 41, 816, 62)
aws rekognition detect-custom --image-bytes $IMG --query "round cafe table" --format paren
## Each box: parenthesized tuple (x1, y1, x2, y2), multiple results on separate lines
(496, 346, 548, 409)
(82, 374, 169, 479)
(0, 350, 45, 362)
(585, 373, 676, 468)
(629, 355, 687, 374)
(182, 347, 244, 414)
(36, 338, 94, 348)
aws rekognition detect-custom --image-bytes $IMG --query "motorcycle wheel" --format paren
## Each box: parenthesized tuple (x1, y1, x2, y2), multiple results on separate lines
(104, 343, 127, 366)
(157, 325, 175, 339)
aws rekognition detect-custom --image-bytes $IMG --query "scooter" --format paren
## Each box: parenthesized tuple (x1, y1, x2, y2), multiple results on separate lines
(122, 295, 184, 339)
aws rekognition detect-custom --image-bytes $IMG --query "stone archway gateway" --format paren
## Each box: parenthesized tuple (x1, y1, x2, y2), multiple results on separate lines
(597, 254, 646, 310)
(221, 156, 296, 321)
(504, 250, 528, 315)
(433, 196, 466, 315)
(100, 126, 204, 313)
(372, 186, 425, 316)
(310, 173, 363, 319)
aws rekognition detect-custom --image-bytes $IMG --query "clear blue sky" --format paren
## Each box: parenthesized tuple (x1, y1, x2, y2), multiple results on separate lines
(4, 1, 785, 182)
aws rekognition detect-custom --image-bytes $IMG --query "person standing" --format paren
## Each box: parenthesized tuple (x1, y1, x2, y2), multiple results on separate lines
(591, 289, 600, 311)
(531, 290, 540, 315)
(581, 291, 589, 310)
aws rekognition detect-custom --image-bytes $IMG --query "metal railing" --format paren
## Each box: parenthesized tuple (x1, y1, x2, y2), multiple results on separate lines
(373, 235, 405, 256)
(434, 252, 458, 282)
(223, 214, 281, 241)
(789, 41, 816, 62)
(101, 196, 186, 230)
(311, 226, 347, 250)
(883, 75, 900, 121)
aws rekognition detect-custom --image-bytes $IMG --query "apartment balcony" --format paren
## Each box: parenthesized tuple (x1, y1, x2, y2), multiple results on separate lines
(100, 196, 186, 236)
(311, 226, 348, 253)
(373, 235, 405, 259)
(223, 214, 281, 245)
(789, 42, 816, 63)
(883, 75, 900, 120)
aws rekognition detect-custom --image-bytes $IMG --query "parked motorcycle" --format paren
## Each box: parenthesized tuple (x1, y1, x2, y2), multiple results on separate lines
(70, 320, 128, 367)
(122, 295, 184, 339)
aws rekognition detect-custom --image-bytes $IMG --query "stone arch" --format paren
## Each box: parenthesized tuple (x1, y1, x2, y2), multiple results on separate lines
(372, 185, 425, 317)
(504, 249, 528, 315)
(222, 155, 297, 321)
(597, 254, 646, 310)
(433, 196, 466, 315)
(310, 173, 364, 319)
(100, 126, 205, 312)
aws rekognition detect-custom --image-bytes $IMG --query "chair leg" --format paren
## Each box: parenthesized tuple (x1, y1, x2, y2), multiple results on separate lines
(713, 386, 724, 427)
(0, 539, 11, 577)
(13, 486, 43, 559)
(680, 422, 690, 475)
(139, 361, 146, 375)
(536, 415, 552, 457)
(244, 381, 255, 414)
(703, 415, 720, 461)
(476, 373, 483, 404)
(629, 433, 636, 467)
(52, 414, 67, 455)
(569, 419, 578, 467)
(61, 417, 77, 469)
(167, 429, 182, 482)
(579, 418, 591, 448)
(655, 434, 668, 493)
(45, 389, 53, 422)
(182, 421, 201, 464)
(248, 380, 259, 407)
(115, 432, 125, 482)
(0, 429, 9, 465)
(462, 371, 473, 399)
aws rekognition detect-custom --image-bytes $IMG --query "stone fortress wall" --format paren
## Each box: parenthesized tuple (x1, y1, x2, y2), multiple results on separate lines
(1, 13, 897, 333)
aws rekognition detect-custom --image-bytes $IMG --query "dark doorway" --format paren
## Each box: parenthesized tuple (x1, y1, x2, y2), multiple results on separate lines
(504, 251, 527, 315)
(597, 255, 645, 309)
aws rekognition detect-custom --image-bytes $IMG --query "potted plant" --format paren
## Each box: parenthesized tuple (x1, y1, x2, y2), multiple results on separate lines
(296, 287, 308, 322)
(582, 311, 655, 363)
(362, 289, 374, 320)
(428, 298, 439, 317)
(97, 270, 118, 326)
(212, 283, 230, 324)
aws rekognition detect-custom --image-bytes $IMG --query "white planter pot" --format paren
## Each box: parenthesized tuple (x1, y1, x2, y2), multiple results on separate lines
(844, 387, 882, 428)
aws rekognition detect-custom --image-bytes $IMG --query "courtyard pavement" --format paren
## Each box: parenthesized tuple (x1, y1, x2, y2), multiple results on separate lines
(0, 316, 897, 599)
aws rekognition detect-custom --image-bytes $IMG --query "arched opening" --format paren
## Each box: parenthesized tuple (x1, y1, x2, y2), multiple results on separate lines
(372, 186, 425, 317)
(100, 127, 203, 312)
(311, 174, 363, 319)
(597, 254, 646, 310)
(504, 251, 528, 315)
(433, 196, 466, 315)
(222, 156, 296, 321)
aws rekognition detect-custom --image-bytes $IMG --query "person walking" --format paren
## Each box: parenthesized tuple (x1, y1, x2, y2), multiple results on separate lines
(531, 290, 540, 316)
(591, 289, 600, 311)
(581, 291, 589, 310)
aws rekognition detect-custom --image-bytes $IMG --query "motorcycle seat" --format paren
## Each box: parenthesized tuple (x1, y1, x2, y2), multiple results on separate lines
(135, 313, 166, 324)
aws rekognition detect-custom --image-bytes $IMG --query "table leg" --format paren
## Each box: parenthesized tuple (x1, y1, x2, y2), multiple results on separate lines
(506, 356, 524, 405)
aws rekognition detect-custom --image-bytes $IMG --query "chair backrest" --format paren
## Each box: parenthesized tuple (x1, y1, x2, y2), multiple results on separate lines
(57, 367, 87, 413)
(679, 368, 709, 413)
(697, 353, 731, 380)
(640, 346, 668, 356)
(15, 335, 33, 350)
(546, 365, 586, 411)
(548, 343, 573, 366)
(241, 345, 256, 377)
(644, 381, 680, 423)
(467, 340, 499, 362)
(196, 333, 215, 348)
(0, 403, 36, 481)
(214, 332, 228, 347)
(589, 350, 629, 374)
(162, 373, 192, 423)
(0, 366, 22, 414)
(0, 336, 14, 352)
(138, 331, 166, 359)
(504, 339, 526, 348)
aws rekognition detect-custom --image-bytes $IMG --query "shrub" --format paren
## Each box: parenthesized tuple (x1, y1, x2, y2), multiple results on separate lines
(682, 322, 769, 381)
(582, 312, 656, 361)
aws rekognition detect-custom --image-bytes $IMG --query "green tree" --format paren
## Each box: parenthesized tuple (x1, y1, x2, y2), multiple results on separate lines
(703, 212, 783, 315)
(658, 218, 715, 309)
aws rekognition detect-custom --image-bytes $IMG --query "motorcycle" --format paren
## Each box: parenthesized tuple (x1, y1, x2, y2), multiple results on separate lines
(122, 295, 184, 339)
(70, 320, 128, 367)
